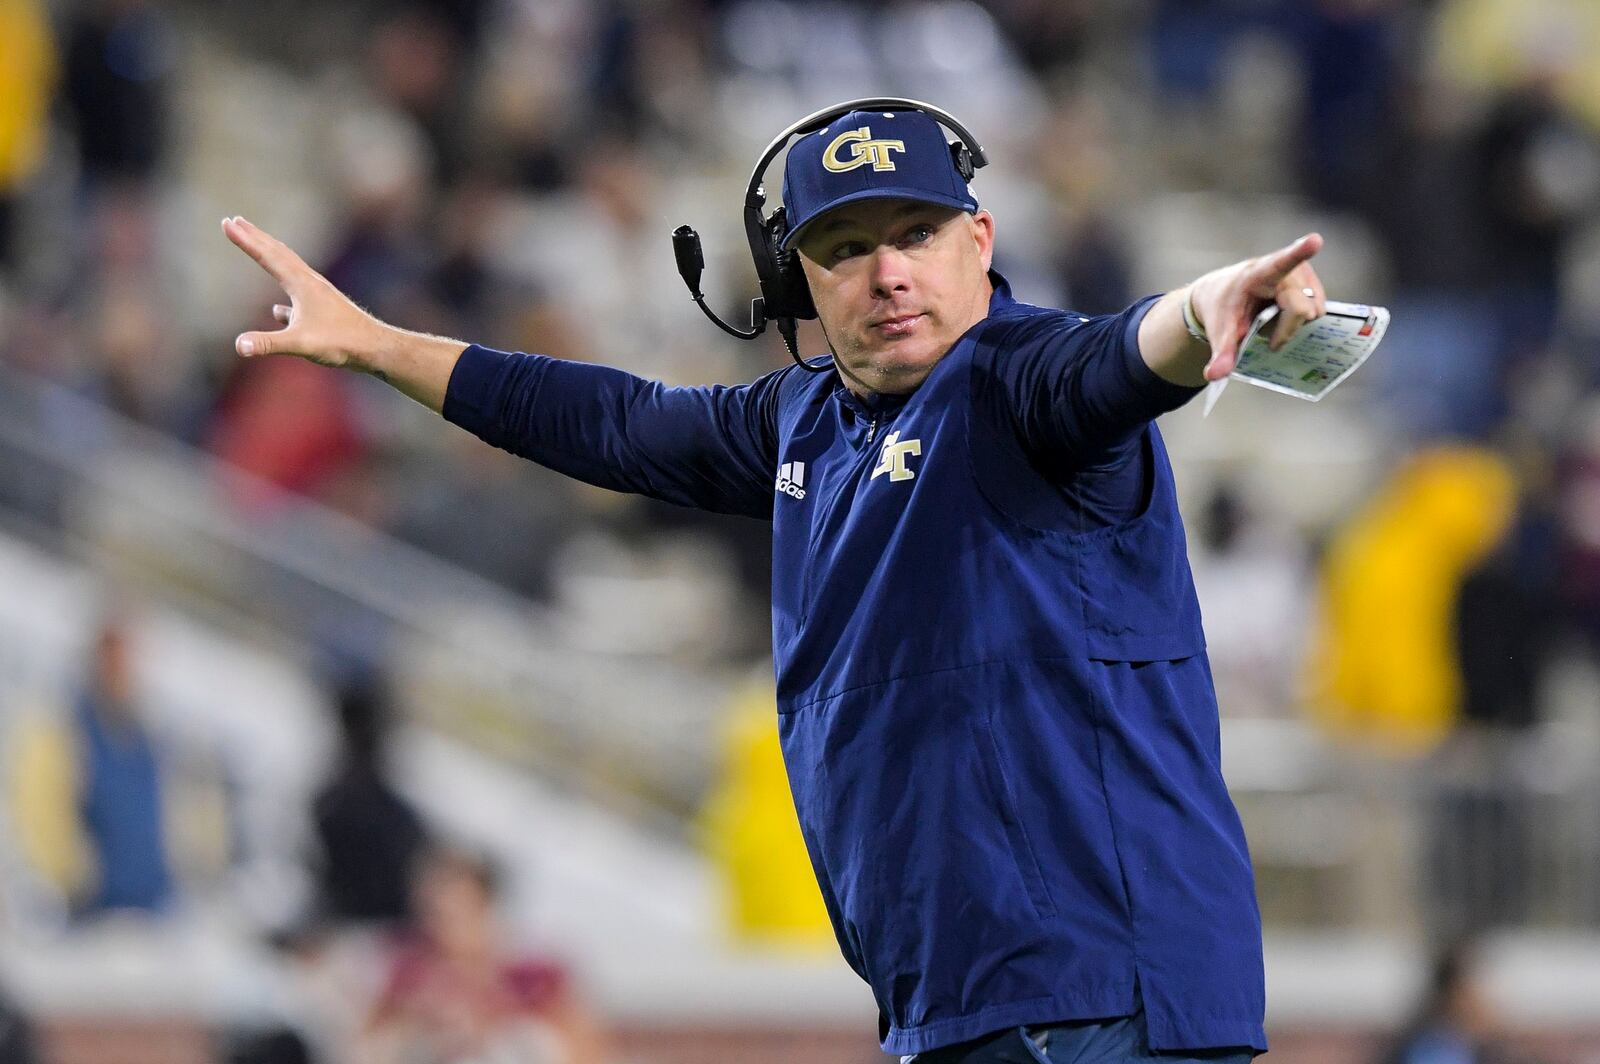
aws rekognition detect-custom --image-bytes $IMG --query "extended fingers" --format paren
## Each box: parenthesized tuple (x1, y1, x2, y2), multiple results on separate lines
(235, 328, 277, 357)
(237, 309, 303, 357)
(1269, 310, 1304, 350)
(1252, 232, 1324, 289)
(221, 215, 311, 294)
(1269, 265, 1325, 350)
(1287, 260, 1326, 311)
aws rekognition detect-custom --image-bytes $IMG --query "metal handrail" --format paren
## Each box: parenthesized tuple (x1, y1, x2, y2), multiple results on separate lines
(0, 360, 738, 834)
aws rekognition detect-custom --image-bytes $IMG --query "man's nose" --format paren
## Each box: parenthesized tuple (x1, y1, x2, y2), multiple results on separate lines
(869, 246, 912, 299)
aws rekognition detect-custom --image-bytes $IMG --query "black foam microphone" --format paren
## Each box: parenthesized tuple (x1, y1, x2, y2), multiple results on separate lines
(671, 225, 704, 292)
(673, 225, 766, 341)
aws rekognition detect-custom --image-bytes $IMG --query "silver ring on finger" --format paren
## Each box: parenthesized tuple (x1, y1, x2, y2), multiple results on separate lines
(1301, 287, 1316, 299)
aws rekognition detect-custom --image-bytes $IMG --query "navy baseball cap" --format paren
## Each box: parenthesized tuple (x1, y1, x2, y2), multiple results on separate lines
(780, 108, 978, 250)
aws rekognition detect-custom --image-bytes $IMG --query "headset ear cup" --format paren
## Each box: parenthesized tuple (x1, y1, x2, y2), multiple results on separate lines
(764, 210, 816, 320)
(951, 142, 975, 183)
(780, 248, 816, 320)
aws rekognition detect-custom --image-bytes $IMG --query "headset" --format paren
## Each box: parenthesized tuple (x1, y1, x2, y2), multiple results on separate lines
(672, 96, 989, 372)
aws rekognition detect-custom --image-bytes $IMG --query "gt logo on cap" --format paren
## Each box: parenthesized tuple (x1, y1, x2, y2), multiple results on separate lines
(823, 127, 907, 173)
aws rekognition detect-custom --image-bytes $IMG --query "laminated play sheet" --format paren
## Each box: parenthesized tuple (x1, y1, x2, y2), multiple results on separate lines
(1202, 300, 1389, 415)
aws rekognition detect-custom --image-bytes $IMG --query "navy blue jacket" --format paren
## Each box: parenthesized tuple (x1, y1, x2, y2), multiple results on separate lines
(443, 276, 1267, 1056)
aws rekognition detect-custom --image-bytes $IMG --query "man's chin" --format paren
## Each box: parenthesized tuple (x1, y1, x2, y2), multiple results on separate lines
(858, 341, 946, 392)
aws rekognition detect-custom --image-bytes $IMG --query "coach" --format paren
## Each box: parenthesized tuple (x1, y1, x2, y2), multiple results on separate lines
(225, 101, 1325, 1063)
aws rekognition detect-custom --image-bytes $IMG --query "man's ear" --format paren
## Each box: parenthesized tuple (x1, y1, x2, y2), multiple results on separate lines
(971, 210, 995, 272)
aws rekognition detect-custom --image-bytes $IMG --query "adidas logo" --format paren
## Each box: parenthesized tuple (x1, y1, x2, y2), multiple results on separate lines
(775, 460, 807, 500)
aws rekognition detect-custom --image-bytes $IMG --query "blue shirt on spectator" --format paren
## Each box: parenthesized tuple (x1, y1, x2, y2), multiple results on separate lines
(76, 694, 172, 914)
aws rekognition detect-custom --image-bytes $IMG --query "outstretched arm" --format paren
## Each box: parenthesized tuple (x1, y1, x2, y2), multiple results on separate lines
(1138, 232, 1327, 387)
(222, 215, 466, 411)
(222, 215, 783, 518)
(987, 233, 1332, 477)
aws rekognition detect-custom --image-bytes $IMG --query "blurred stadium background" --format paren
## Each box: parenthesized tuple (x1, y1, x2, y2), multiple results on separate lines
(3, 0, 1600, 1061)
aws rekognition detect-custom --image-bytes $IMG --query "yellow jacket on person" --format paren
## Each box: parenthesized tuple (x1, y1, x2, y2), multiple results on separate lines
(699, 678, 833, 945)
(1305, 446, 1517, 755)
(0, 0, 57, 191)
(1435, 0, 1600, 129)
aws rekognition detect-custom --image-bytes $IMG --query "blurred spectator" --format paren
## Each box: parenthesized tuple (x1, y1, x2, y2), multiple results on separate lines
(425, 175, 513, 341)
(321, 101, 433, 325)
(1433, 0, 1600, 130)
(1189, 480, 1311, 719)
(1454, 511, 1558, 734)
(1286, 0, 1407, 214)
(219, 1027, 315, 1064)
(0, 0, 57, 274)
(310, 676, 428, 927)
(1557, 397, 1600, 641)
(390, 435, 580, 603)
(0, 982, 41, 1064)
(1424, 490, 1559, 934)
(1379, 76, 1600, 439)
(467, 4, 582, 195)
(1034, 94, 1134, 312)
(1306, 447, 1517, 755)
(206, 356, 367, 509)
(0, 300, 82, 532)
(699, 675, 833, 945)
(507, 134, 720, 382)
(987, 0, 1097, 76)
(79, 277, 203, 435)
(1365, 72, 1491, 292)
(417, 173, 588, 359)
(1357, 73, 1500, 439)
(7, 610, 175, 915)
(585, 0, 715, 142)
(1469, 80, 1600, 359)
(1055, 212, 1135, 317)
(361, 847, 606, 1064)
(587, 2, 651, 136)
(60, 0, 174, 193)
(69, 610, 175, 914)
(365, 6, 473, 182)
(1377, 939, 1540, 1064)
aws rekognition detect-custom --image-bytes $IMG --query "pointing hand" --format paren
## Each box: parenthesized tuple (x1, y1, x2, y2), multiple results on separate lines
(1188, 233, 1326, 382)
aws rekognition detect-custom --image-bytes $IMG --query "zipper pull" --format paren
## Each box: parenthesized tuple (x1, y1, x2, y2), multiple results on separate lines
(866, 418, 877, 445)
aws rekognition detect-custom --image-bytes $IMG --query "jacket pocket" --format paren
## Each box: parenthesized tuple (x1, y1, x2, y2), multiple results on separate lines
(969, 711, 1058, 921)
(1080, 508, 1205, 663)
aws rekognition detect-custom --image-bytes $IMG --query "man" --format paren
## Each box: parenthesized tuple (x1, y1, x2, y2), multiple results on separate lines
(224, 104, 1327, 1062)
(9, 610, 176, 915)
(362, 847, 608, 1064)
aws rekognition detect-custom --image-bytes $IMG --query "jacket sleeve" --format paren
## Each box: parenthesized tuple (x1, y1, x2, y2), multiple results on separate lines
(441, 344, 783, 520)
(987, 296, 1202, 468)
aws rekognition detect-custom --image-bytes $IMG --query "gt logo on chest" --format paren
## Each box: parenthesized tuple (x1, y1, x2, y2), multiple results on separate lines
(871, 432, 923, 482)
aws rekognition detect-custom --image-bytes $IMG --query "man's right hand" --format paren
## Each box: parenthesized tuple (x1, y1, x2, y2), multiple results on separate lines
(223, 215, 383, 368)
(222, 215, 466, 412)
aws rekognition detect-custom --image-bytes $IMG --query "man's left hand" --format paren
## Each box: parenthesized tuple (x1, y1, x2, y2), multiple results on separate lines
(1188, 232, 1326, 382)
